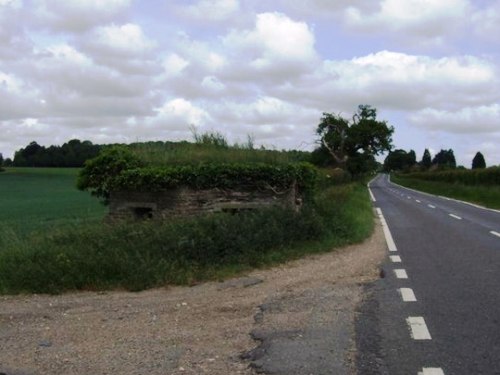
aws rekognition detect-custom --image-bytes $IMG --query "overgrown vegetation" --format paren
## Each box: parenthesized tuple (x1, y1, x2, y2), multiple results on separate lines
(392, 171, 500, 209)
(0, 180, 373, 294)
(77, 145, 317, 202)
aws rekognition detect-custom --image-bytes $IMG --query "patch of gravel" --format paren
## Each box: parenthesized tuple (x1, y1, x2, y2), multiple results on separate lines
(0, 218, 385, 375)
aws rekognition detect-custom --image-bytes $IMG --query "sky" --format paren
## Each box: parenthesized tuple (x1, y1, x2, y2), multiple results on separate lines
(1, 0, 499, 167)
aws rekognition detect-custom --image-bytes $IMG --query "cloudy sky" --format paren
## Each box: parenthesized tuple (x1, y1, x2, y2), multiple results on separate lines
(1, 0, 499, 166)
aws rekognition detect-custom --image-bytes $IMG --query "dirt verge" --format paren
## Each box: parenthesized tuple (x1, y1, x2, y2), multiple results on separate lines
(0, 218, 385, 375)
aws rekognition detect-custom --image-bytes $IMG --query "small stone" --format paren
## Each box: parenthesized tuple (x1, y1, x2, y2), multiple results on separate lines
(179, 367, 185, 371)
(39, 340, 52, 347)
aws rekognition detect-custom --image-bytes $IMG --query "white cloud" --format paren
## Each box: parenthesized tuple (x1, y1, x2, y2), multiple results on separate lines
(162, 53, 190, 77)
(224, 12, 316, 66)
(273, 51, 497, 112)
(180, 0, 239, 21)
(409, 104, 500, 134)
(91, 23, 156, 55)
(148, 98, 211, 130)
(34, 0, 132, 32)
(345, 0, 470, 42)
(472, 1, 500, 42)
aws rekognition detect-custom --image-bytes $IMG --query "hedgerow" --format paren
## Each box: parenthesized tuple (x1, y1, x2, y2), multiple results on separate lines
(77, 146, 318, 201)
(399, 167, 500, 186)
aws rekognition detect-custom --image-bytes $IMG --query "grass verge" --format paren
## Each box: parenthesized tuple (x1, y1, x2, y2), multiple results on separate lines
(0, 182, 373, 294)
(392, 175, 500, 209)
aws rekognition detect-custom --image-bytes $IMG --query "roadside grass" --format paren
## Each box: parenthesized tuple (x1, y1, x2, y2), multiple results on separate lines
(392, 174, 500, 209)
(0, 181, 373, 294)
(0, 168, 106, 235)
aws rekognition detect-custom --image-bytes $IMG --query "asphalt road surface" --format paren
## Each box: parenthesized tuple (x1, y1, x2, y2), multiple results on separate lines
(356, 174, 500, 375)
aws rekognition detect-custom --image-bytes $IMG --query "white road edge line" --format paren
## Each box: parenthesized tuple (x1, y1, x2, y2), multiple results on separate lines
(390, 255, 402, 263)
(490, 231, 500, 238)
(376, 208, 398, 252)
(394, 269, 408, 279)
(418, 368, 445, 375)
(449, 214, 462, 220)
(399, 288, 417, 302)
(407, 316, 432, 340)
(368, 187, 376, 202)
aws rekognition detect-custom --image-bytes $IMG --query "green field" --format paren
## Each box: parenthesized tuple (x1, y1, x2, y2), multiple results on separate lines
(0, 168, 106, 234)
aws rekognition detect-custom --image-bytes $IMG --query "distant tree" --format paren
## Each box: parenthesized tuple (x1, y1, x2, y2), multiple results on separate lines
(4, 158, 13, 167)
(432, 149, 456, 169)
(314, 104, 394, 175)
(383, 149, 417, 172)
(420, 149, 432, 169)
(0, 153, 4, 172)
(472, 152, 486, 169)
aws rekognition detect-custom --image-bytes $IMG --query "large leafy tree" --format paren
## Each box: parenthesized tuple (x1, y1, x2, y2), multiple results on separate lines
(315, 105, 394, 175)
(472, 152, 486, 169)
(384, 149, 416, 172)
(432, 149, 456, 169)
(420, 148, 432, 169)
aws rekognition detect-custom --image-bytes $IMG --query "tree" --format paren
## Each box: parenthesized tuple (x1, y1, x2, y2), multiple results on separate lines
(432, 149, 456, 169)
(383, 149, 417, 172)
(472, 152, 486, 169)
(0, 153, 4, 172)
(421, 149, 432, 169)
(315, 105, 394, 175)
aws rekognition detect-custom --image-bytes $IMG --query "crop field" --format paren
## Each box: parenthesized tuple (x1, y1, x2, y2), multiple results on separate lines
(0, 168, 106, 235)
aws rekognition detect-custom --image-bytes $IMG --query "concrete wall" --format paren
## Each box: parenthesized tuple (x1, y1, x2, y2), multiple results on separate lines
(108, 183, 301, 221)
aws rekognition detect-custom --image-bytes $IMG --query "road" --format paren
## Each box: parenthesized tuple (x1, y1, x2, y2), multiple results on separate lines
(356, 174, 500, 375)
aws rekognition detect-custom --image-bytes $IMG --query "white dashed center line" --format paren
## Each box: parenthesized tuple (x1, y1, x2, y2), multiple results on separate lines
(428, 204, 436, 209)
(399, 288, 417, 302)
(407, 316, 432, 340)
(449, 214, 462, 220)
(418, 368, 445, 375)
(416, 200, 421, 203)
(490, 231, 500, 238)
(394, 269, 408, 279)
(390, 255, 402, 263)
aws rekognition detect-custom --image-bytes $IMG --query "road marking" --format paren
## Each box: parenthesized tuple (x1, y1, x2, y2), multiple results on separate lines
(399, 288, 417, 302)
(449, 214, 462, 220)
(407, 196, 412, 199)
(394, 269, 408, 279)
(416, 199, 421, 203)
(428, 204, 436, 209)
(377, 208, 398, 252)
(368, 187, 376, 202)
(418, 368, 445, 375)
(407, 316, 432, 340)
(491, 231, 500, 238)
(390, 255, 402, 263)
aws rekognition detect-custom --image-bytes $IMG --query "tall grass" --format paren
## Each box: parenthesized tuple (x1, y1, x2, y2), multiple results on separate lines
(0, 182, 373, 294)
(128, 141, 310, 167)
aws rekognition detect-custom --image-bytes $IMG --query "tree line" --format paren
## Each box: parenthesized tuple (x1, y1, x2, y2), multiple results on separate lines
(383, 148, 487, 172)
(5, 140, 102, 168)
